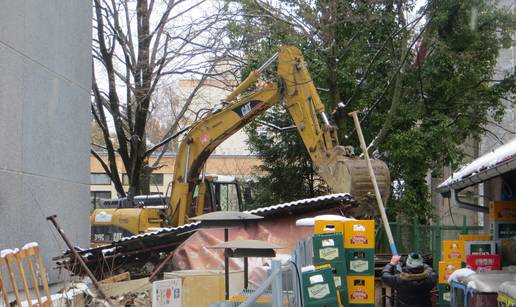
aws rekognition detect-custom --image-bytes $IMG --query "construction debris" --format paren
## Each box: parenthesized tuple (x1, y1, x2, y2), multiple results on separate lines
(55, 194, 356, 280)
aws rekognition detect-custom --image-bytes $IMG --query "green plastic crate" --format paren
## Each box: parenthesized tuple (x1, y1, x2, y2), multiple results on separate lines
(312, 233, 345, 264)
(344, 248, 375, 276)
(302, 267, 340, 306)
(316, 261, 348, 303)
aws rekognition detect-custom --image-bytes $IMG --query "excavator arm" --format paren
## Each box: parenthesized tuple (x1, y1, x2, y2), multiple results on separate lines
(167, 46, 390, 226)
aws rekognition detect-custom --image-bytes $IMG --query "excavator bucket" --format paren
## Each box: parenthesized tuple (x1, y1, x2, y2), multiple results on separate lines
(317, 146, 391, 205)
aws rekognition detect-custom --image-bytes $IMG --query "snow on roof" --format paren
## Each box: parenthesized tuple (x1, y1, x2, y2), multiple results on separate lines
(438, 138, 516, 191)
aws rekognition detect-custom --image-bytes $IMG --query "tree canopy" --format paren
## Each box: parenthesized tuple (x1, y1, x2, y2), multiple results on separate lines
(227, 0, 515, 220)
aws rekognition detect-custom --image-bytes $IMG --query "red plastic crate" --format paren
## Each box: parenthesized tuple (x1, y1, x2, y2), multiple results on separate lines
(466, 254, 501, 272)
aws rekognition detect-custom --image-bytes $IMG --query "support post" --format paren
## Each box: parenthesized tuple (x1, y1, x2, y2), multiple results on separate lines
(271, 260, 282, 307)
(224, 228, 229, 300)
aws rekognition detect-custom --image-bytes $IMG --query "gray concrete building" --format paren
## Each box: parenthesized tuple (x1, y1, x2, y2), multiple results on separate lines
(0, 2, 92, 284)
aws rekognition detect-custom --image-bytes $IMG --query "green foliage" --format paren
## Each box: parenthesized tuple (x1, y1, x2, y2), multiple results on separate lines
(228, 0, 515, 221)
(243, 106, 326, 207)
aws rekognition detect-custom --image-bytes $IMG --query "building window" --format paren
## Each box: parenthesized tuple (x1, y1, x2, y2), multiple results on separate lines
(91, 173, 111, 185)
(122, 173, 163, 186)
(150, 174, 164, 186)
(91, 191, 112, 209)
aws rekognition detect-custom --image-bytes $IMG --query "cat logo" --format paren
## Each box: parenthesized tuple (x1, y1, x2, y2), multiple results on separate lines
(232, 100, 263, 118)
(241, 103, 252, 116)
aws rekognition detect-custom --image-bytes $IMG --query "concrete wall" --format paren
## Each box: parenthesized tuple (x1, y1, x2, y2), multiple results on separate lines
(0, 1, 91, 284)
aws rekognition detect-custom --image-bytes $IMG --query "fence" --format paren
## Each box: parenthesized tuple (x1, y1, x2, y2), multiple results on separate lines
(211, 238, 312, 307)
(376, 220, 484, 268)
(211, 221, 482, 307)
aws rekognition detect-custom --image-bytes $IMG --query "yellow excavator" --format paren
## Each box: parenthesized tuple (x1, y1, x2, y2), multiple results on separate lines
(90, 46, 390, 242)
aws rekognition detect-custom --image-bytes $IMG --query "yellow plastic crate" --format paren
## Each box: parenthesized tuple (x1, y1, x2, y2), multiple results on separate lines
(442, 240, 465, 261)
(343, 220, 375, 249)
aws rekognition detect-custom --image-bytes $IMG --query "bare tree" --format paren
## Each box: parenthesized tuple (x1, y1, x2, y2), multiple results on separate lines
(91, 0, 236, 197)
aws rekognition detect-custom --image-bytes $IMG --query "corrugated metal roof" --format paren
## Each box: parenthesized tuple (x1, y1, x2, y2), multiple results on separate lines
(437, 138, 516, 193)
(57, 193, 354, 278)
(116, 192, 352, 244)
(191, 211, 263, 221)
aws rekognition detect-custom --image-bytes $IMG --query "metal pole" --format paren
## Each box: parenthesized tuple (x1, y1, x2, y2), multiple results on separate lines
(271, 260, 282, 307)
(257, 52, 279, 73)
(46, 215, 111, 303)
(349, 111, 399, 257)
(224, 228, 229, 300)
(149, 252, 175, 282)
(184, 144, 191, 183)
(244, 256, 248, 289)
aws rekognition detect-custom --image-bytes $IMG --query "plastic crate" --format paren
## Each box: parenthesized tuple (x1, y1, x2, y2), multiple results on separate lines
(312, 233, 345, 264)
(301, 267, 340, 306)
(344, 248, 375, 276)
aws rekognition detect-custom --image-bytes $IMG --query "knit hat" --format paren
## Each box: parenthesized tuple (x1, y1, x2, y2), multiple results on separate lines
(406, 252, 424, 269)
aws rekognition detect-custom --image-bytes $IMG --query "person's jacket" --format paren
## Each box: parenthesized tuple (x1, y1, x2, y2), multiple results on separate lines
(381, 263, 437, 307)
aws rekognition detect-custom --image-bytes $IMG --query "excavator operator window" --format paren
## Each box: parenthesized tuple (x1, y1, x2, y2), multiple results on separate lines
(216, 183, 240, 212)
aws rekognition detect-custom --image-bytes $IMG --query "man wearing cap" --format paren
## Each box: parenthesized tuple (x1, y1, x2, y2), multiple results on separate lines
(381, 253, 437, 307)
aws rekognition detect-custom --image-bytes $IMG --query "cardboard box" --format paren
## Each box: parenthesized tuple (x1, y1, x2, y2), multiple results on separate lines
(343, 220, 375, 249)
(490, 221, 516, 239)
(442, 240, 465, 261)
(345, 249, 375, 276)
(489, 201, 516, 222)
(459, 234, 491, 241)
(314, 220, 344, 234)
(438, 261, 462, 284)
(312, 233, 345, 264)
(465, 240, 496, 255)
(346, 275, 375, 304)
(152, 279, 181, 307)
(163, 270, 243, 307)
(466, 254, 501, 272)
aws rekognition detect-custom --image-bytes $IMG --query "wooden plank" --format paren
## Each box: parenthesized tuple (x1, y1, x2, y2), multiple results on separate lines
(99, 272, 130, 284)
(15, 252, 33, 306)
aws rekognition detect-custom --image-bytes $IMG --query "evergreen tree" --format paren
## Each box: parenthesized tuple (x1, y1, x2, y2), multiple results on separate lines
(228, 0, 515, 220)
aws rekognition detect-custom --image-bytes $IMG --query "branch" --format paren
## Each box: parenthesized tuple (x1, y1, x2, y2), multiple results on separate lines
(145, 126, 190, 157)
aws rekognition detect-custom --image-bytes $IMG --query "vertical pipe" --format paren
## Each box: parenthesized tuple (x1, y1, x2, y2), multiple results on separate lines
(184, 144, 191, 183)
(224, 228, 229, 300)
(244, 257, 248, 289)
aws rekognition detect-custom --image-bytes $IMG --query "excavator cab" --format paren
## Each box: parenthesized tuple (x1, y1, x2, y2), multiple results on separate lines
(190, 175, 244, 216)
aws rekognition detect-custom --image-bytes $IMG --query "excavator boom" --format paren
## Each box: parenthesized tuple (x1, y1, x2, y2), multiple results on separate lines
(168, 46, 390, 226)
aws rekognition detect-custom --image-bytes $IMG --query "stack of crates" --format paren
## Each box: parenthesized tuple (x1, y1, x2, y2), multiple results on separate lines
(312, 220, 347, 304)
(308, 219, 376, 306)
(342, 220, 375, 307)
(489, 201, 516, 266)
(439, 240, 465, 306)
